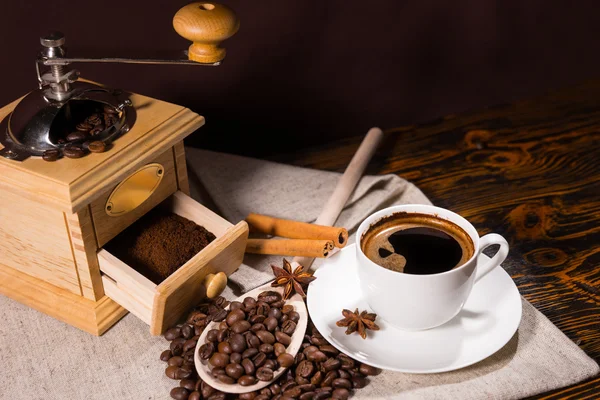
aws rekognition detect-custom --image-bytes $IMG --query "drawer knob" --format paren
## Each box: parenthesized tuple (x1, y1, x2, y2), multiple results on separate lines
(204, 272, 227, 298)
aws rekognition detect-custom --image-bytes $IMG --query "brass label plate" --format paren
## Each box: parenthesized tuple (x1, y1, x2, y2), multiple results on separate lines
(105, 163, 164, 217)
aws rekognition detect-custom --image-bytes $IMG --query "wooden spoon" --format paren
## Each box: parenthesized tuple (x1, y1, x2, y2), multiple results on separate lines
(194, 284, 307, 394)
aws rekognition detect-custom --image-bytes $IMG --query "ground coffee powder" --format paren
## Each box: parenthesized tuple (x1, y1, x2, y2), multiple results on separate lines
(106, 208, 216, 284)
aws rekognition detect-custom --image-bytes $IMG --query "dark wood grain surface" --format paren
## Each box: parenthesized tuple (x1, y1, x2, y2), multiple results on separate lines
(268, 80, 600, 399)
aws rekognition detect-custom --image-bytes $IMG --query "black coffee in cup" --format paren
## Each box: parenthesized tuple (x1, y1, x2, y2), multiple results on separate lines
(360, 212, 474, 274)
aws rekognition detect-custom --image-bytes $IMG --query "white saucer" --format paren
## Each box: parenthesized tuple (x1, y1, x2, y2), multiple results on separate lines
(307, 244, 522, 373)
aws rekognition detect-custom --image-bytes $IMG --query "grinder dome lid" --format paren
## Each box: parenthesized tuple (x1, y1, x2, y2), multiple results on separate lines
(0, 82, 132, 161)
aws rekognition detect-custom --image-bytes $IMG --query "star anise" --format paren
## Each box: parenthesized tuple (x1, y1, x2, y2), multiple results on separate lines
(336, 308, 380, 339)
(271, 258, 317, 300)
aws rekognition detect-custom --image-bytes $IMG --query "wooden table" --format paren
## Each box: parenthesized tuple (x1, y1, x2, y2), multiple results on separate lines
(269, 81, 600, 399)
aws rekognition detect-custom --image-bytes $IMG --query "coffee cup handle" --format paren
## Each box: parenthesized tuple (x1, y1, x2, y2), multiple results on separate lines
(474, 233, 509, 283)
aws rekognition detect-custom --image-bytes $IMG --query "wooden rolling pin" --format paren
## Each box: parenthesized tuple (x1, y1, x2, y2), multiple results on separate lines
(293, 127, 384, 268)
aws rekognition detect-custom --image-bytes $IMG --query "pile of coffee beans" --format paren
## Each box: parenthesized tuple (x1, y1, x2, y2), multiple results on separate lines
(42, 104, 117, 161)
(161, 295, 381, 400)
(199, 290, 298, 387)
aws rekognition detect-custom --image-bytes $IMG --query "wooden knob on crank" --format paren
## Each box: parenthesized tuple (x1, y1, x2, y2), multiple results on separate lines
(203, 272, 228, 298)
(173, 3, 239, 63)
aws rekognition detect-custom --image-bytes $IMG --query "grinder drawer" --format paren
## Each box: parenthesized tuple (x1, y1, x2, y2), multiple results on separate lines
(98, 191, 248, 335)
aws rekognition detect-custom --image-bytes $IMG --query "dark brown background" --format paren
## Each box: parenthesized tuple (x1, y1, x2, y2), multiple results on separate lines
(1, 1, 600, 156)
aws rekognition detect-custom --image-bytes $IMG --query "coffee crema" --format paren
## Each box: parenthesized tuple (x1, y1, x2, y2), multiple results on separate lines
(360, 212, 474, 274)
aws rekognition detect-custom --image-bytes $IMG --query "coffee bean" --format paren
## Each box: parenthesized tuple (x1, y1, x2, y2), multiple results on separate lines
(332, 378, 352, 390)
(217, 328, 230, 342)
(256, 330, 276, 345)
(310, 336, 327, 346)
(165, 366, 179, 379)
(230, 352, 242, 364)
(226, 308, 246, 326)
(180, 324, 194, 340)
(332, 388, 350, 400)
(42, 148, 61, 162)
(242, 348, 259, 359)
(264, 316, 279, 332)
(87, 140, 107, 153)
(225, 363, 245, 379)
(176, 367, 193, 380)
(207, 393, 226, 400)
(253, 352, 267, 367)
(66, 131, 88, 142)
(352, 375, 367, 389)
(359, 363, 380, 376)
(76, 122, 93, 132)
(307, 351, 327, 363)
(246, 332, 261, 349)
(217, 341, 232, 354)
(259, 343, 274, 354)
(297, 360, 315, 378)
(86, 114, 102, 125)
(319, 345, 339, 356)
(171, 338, 186, 356)
(231, 320, 251, 334)
(160, 350, 172, 362)
(337, 354, 355, 370)
(314, 392, 332, 400)
(295, 352, 306, 364)
(239, 392, 257, 400)
(218, 374, 235, 384)
(103, 104, 118, 114)
(303, 346, 318, 355)
(212, 308, 228, 322)
(170, 387, 189, 400)
(281, 304, 293, 314)
(300, 392, 316, 400)
(242, 358, 255, 375)
(183, 339, 197, 352)
(288, 311, 300, 323)
(89, 125, 105, 136)
(249, 314, 267, 324)
(310, 371, 323, 386)
(283, 386, 302, 397)
(263, 358, 278, 371)
(271, 300, 286, 309)
(281, 314, 289, 323)
(63, 145, 85, 158)
(211, 367, 226, 378)
(338, 370, 350, 380)
(268, 307, 283, 320)
(254, 395, 269, 400)
(258, 290, 282, 304)
(275, 331, 291, 346)
(256, 367, 274, 381)
(188, 392, 201, 400)
(198, 343, 214, 360)
(243, 296, 257, 310)
(206, 329, 219, 342)
(322, 371, 337, 387)
(277, 353, 295, 368)
(297, 383, 316, 392)
(168, 356, 184, 367)
(209, 352, 229, 368)
(230, 301, 243, 311)
(323, 358, 341, 372)
(180, 379, 196, 391)
(274, 342, 286, 357)
(238, 375, 258, 386)
(281, 381, 298, 392)
(256, 303, 270, 316)
(296, 376, 310, 385)
(201, 381, 216, 398)
(251, 323, 267, 333)
(187, 311, 207, 324)
(282, 320, 297, 336)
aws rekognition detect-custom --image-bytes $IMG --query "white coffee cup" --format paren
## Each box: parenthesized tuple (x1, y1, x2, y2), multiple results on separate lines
(356, 204, 509, 331)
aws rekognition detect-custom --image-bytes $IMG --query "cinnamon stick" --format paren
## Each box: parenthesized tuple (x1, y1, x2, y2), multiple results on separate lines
(245, 238, 334, 258)
(246, 213, 349, 248)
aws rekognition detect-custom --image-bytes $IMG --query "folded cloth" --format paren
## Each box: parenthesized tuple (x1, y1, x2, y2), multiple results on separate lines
(0, 149, 597, 400)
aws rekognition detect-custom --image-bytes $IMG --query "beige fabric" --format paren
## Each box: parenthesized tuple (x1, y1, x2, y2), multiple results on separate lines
(0, 149, 597, 400)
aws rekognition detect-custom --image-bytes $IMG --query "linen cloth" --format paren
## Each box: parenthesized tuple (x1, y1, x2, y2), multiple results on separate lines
(0, 149, 597, 400)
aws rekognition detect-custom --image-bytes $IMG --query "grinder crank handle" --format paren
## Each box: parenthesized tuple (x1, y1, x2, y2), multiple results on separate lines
(173, 2, 240, 63)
